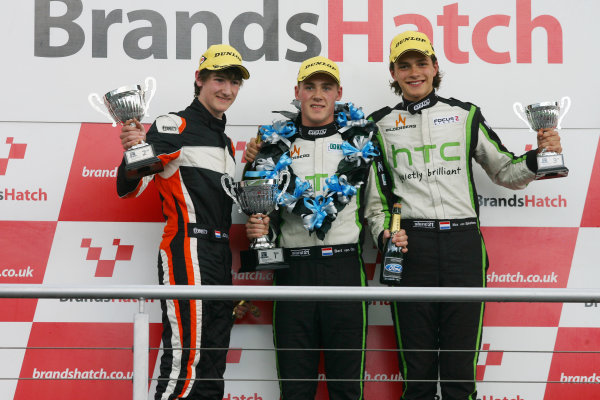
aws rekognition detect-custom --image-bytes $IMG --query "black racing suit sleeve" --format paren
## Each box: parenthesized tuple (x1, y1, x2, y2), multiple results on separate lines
(364, 126, 397, 253)
(116, 158, 139, 196)
(116, 120, 184, 198)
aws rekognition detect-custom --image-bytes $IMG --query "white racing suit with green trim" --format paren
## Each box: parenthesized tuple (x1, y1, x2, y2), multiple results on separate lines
(269, 124, 390, 400)
(367, 92, 537, 400)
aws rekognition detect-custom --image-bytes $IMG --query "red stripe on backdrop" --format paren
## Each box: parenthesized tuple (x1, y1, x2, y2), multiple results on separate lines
(15, 322, 162, 400)
(544, 327, 600, 399)
(0, 221, 56, 322)
(59, 123, 164, 222)
(580, 136, 600, 227)
(481, 227, 578, 327)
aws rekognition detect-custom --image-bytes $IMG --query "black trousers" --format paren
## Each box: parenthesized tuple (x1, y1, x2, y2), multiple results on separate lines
(273, 254, 368, 400)
(155, 237, 233, 400)
(391, 228, 487, 400)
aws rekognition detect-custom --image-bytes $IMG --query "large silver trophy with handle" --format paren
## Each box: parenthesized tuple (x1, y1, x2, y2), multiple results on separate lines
(89, 77, 163, 180)
(513, 96, 570, 180)
(222, 171, 290, 271)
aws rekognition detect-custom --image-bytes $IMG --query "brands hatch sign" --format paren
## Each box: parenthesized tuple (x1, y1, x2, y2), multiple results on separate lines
(34, 0, 563, 64)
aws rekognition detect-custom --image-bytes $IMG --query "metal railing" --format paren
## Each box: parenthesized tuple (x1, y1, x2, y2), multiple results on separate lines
(2, 284, 600, 399)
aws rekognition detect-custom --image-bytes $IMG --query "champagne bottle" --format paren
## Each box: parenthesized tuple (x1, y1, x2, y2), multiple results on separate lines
(380, 203, 404, 285)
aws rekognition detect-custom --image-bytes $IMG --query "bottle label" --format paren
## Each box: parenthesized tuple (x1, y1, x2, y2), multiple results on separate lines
(382, 255, 403, 284)
(390, 214, 401, 233)
(384, 263, 403, 273)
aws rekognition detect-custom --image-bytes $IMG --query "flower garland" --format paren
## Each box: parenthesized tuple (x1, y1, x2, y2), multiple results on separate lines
(244, 101, 380, 240)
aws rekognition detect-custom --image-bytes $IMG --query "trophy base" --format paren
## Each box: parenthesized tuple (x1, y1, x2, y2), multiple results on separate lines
(535, 153, 568, 180)
(239, 248, 288, 272)
(124, 143, 163, 180)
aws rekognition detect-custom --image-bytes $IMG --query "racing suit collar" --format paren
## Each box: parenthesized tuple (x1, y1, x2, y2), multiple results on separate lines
(397, 90, 438, 114)
(298, 121, 338, 140)
(189, 98, 227, 133)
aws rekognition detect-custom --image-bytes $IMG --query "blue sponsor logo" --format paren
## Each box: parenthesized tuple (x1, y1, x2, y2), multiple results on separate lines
(384, 264, 403, 273)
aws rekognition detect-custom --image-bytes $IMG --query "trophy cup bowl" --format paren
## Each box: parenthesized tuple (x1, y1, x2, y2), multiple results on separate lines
(513, 97, 570, 180)
(88, 77, 163, 180)
(222, 171, 290, 271)
(525, 102, 560, 131)
(103, 85, 148, 125)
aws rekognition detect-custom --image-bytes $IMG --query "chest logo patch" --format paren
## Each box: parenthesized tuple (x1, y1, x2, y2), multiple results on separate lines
(433, 115, 460, 126)
(327, 143, 343, 152)
(290, 144, 310, 160)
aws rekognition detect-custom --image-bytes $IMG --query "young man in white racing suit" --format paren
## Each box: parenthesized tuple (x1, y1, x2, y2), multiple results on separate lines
(367, 31, 563, 400)
(116, 45, 249, 400)
(244, 56, 408, 400)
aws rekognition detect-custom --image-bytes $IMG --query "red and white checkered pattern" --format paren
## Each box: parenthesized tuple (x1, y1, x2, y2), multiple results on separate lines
(1, 122, 598, 400)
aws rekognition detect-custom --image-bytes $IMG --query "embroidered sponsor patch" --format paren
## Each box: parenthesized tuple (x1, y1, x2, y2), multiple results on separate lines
(414, 220, 435, 229)
(290, 248, 311, 257)
(327, 143, 343, 152)
(412, 98, 430, 111)
(192, 227, 208, 235)
(433, 116, 460, 126)
(159, 125, 178, 132)
(306, 129, 327, 136)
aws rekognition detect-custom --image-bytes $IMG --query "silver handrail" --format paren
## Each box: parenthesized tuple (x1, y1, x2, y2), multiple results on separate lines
(1, 284, 599, 302)
(2, 284, 599, 399)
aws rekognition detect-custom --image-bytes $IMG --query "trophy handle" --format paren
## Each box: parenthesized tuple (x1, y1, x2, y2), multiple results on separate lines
(512, 102, 532, 132)
(274, 170, 291, 210)
(557, 96, 571, 129)
(220, 174, 242, 213)
(143, 76, 157, 118)
(88, 93, 117, 127)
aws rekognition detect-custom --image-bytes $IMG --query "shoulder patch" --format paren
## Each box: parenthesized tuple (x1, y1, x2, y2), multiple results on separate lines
(155, 114, 183, 134)
(440, 97, 473, 112)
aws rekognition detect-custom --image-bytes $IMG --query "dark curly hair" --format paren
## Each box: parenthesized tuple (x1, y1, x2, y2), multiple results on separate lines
(194, 67, 245, 98)
(389, 54, 442, 96)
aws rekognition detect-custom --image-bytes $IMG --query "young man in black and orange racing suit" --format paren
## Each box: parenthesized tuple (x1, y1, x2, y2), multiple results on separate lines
(116, 44, 250, 400)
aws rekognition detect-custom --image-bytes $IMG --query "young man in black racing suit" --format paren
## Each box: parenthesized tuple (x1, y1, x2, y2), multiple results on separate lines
(244, 56, 408, 400)
(116, 44, 250, 400)
(368, 31, 563, 400)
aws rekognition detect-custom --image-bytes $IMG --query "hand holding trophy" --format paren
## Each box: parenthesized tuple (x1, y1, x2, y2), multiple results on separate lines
(89, 77, 163, 180)
(222, 170, 290, 271)
(513, 97, 570, 180)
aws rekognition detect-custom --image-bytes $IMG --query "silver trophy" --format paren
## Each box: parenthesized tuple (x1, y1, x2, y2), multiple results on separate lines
(89, 77, 163, 180)
(222, 171, 290, 271)
(513, 97, 570, 180)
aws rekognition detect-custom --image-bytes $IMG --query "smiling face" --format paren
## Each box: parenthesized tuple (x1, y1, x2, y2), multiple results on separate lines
(390, 51, 439, 102)
(295, 73, 342, 127)
(195, 70, 241, 119)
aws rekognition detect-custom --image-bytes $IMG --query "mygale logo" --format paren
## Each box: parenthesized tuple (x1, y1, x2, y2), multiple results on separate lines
(290, 144, 310, 159)
(387, 114, 416, 132)
(395, 114, 406, 127)
(80, 238, 133, 277)
(0, 137, 27, 175)
(290, 144, 301, 158)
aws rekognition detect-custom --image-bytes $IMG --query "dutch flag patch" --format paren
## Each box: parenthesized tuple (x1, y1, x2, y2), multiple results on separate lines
(439, 221, 451, 230)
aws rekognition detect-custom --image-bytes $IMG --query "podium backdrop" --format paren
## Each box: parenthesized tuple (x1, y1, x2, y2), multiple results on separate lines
(1, 1, 599, 399)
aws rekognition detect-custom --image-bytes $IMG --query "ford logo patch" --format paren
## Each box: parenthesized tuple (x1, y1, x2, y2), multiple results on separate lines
(384, 264, 403, 273)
